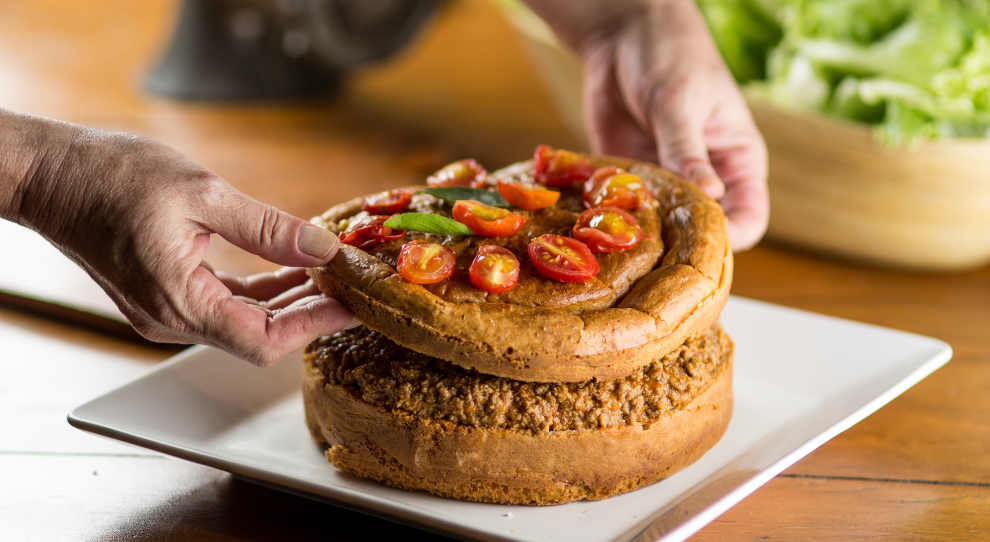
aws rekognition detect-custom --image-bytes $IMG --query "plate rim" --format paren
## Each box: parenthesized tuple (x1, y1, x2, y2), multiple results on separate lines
(67, 296, 954, 542)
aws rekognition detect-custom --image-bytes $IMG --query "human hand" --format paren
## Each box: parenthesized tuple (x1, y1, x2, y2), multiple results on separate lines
(6, 114, 358, 366)
(524, 0, 769, 251)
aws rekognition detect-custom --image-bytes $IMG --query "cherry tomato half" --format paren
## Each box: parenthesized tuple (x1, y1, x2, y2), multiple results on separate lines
(469, 245, 520, 294)
(532, 145, 595, 187)
(573, 206, 644, 253)
(362, 189, 411, 214)
(340, 215, 405, 248)
(583, 167, 653, 209)
(397, 240, 456, 284)
(427, 159, 488, 188)
(527, 234, 599, 283)
(496, 178, 560, 210)
(452, 200, 526, 237)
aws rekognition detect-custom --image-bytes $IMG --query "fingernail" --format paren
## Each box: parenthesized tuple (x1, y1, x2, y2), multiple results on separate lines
(689, 165, 725, 199)
(298, 226, 339, 259)
(344, 319, 363, 330)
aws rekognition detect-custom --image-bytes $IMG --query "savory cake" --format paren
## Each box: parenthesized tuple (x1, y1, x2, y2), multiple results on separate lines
(309, 153, 731, 382)
(304, 147, 734, 505)
(303, 325, 732, 505)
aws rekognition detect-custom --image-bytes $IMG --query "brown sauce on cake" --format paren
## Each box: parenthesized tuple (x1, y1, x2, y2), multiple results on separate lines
(319, 176, 663, 312)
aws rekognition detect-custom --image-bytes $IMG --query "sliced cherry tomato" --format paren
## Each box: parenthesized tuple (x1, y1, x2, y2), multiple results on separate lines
(469, 245, 520, 293)
(573, 206, 644, 253)
(339, 215, 405, 248)
(532, 144, 595, 187)
(362, 189, 411, 214)
(343, 214, 404, 235)
(527, 234, 599, 283)
(496, 178, 560, 210)
(583, 167, 653, 209)
(452, 200, 526, 237)
(397, 240, 456, 284)
(427, 159, 488, 188)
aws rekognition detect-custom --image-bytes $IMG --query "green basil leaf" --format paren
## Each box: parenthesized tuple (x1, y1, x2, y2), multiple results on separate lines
(421, 187, 511, 208)
(383, 213, 474, 236)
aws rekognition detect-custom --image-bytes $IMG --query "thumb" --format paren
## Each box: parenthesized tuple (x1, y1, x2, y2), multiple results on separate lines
(583, 41, 658, 162)
(198, 180, 339, 267)
(651, 94, 726, 200)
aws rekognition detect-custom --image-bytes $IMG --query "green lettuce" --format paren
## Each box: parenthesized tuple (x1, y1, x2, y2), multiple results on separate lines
(696, 0, 782, 82)
(798, 11, 969, 88)
(697, 0, 990, 144)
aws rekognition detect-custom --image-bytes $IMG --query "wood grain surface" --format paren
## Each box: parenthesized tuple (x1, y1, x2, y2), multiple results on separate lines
(1, 0, 988, 541)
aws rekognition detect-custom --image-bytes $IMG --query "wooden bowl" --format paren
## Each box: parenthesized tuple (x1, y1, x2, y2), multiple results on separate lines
(751, 99, 990, 271)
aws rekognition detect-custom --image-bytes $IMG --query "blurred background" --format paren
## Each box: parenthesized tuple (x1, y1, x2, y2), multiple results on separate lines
(3, 2, 990, 540)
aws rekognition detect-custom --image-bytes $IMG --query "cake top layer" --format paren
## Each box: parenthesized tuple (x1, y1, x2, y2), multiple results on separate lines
(309, 152, 733, 382)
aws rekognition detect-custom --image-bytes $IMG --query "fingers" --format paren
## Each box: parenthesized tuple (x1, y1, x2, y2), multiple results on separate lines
(211, 295, 358, 367)
(719, 164, 770, 252)
(725, 204, 769, 252)
(214, 266, 309, 301)
(184, 268, 359, 367)
(709, 128, 770, 252)
(212, 266, 325, 310)
(265, 279, 322, 310)
(196, 180, 339, 268)
(648, 84, 726, 200)
(582, 42, 658, 162)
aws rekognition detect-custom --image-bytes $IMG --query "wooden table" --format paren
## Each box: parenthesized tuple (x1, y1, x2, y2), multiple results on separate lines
(2, 0, 988, 540)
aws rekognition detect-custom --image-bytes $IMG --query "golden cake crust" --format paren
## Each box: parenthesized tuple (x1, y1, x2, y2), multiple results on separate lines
(308, 155, 731, 383)
(302, 345, 733, 506)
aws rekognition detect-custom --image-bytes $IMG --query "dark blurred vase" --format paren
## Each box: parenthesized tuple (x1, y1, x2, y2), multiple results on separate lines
(145, 0, 439, 100)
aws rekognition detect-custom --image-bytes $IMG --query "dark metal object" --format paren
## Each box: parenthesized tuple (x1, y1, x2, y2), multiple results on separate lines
(0, 290, 185, 350)
(145, 0, 438, 100)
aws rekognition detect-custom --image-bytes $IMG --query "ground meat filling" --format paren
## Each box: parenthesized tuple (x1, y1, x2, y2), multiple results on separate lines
(304, 325, 732, 435)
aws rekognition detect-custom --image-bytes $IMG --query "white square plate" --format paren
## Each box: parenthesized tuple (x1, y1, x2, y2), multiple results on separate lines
(69, 297, 952, 542)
